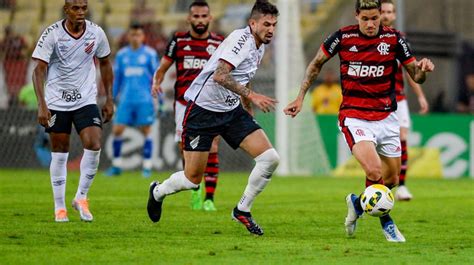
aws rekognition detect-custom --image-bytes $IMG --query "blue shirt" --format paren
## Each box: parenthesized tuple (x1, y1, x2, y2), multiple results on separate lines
(113, 45, 159, 103)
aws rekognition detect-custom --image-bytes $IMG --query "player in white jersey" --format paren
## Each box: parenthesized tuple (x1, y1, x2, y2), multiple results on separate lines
(32, 0, 113, 222)
(147, 0, 280, 236)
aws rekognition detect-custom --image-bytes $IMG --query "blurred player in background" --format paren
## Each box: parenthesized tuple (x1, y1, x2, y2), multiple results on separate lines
(105, 23, 159, 178)
(148, 0, 280, 236)
(380, 0, 429, 201)
(151, 1, 224, 211)
(32, 0, 113, 222)
(285, 0, 434, 242)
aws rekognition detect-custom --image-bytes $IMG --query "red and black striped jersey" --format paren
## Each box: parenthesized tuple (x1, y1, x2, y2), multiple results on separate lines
(321, 25, 415, 121)
(164, 31, 224, 105)
(395, 62, 406, 101)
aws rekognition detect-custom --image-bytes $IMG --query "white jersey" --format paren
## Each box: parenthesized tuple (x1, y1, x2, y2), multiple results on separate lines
(32, 19, 111, 111)
(184, 26, 265, 112)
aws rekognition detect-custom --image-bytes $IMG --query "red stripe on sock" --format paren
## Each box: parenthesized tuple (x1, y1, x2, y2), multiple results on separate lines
(365, 176, 384, 187)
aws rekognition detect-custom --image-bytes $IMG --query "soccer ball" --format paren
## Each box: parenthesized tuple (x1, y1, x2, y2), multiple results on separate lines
(360, 184, 394, 217)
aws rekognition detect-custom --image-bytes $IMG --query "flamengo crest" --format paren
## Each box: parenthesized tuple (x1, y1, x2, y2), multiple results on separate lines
(377, 42, 390, 55)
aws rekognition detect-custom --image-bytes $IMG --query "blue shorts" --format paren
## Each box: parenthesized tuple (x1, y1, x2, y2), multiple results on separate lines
(114, 101, 155, 127)
(182, 102, 261, 151)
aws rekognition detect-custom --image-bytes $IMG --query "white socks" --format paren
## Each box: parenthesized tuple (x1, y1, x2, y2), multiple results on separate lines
(50, 152, 69, 211)
(153, 171, 199, 201)
(237, 148, 280, 212)
(75, 149, 100, 200)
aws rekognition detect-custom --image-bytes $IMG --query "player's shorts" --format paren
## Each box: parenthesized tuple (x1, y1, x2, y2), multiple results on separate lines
(174, 101, 187, 142)
(182, 102, 261, 151)
(338, 112, 401, 157)
(46, 104, 102, 134)
(114, 101, 155, 127)
(395, 99, 411, 128)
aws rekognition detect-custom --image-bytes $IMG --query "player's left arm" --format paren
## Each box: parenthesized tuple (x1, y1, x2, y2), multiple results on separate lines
(98, 56, 114, 123)
(404, 59, 435, 85)
(404, 71, 429, 114)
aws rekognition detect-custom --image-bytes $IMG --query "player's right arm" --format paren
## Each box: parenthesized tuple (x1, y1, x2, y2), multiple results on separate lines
(32, 59, 50, 127)
(152, 57, 173, 97)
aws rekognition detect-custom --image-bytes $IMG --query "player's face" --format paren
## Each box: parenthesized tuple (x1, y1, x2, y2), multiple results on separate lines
(128, 29, 145, 47)
(64, 0, 88, 24)
(356, 9, 381, 37)
(188, 6, 212, 35)
(381, 3, 396, 27)
(250, 14, 278, 45)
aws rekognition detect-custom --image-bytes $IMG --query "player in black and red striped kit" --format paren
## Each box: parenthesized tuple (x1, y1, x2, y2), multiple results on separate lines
(381, 0, 429, 201)
(285, 0, 434, 242)
(152, 1, 224, 211)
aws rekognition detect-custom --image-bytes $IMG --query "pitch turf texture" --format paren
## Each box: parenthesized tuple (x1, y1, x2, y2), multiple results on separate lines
(1, 170, 473, 264)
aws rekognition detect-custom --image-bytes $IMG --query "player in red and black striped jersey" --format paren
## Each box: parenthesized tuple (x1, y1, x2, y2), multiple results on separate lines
(381, 0, 429, 201)
(151, 1, 224, 211)
(285, 0, 435, 242)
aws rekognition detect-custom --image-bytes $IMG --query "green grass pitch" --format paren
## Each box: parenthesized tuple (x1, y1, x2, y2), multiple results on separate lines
(0, 169, 473, 264)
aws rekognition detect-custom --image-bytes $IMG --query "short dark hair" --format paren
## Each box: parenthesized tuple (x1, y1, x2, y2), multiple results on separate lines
(250, 0, 279, 19)
(129, 22, 144, 30)
(189, 0, 209, 11)
(355, 0, 381, 13)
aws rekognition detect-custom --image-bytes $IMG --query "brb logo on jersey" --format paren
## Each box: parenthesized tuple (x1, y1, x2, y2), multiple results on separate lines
(377, 42, 390, 55)
(348, 63, 385, 77)
(183, 56, 207, 69)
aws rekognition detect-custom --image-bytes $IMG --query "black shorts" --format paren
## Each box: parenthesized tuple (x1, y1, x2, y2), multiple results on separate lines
(182, 102, 261, 151)
(45, 104, 102, 134)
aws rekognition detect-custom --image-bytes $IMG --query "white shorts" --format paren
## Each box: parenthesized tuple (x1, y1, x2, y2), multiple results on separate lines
(339, 112, 401, 157)
(395, 99, 411, 128)
(174, 101, 187, 142)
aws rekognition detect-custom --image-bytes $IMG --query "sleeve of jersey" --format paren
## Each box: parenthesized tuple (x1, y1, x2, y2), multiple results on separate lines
(321, 30, 342, 58)
(218, 31, 250, 69)
(31, 28, 55, 63)
(396, 34, 416, 65)
(163, 35, 177, 61)
(95, 27, 111, 59)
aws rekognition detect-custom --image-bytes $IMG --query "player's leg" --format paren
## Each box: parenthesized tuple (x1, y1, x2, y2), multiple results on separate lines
(105, 102, 132, 176)
(137, 101, 156, 178)
(105, 124, 126, 176)
(203, 136, 220, 211)
(72, 105, 103, 222)
(47, 109, 73, 222)
(395, 99, 413, 200)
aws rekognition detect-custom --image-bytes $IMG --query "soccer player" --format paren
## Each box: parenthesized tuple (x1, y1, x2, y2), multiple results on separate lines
(380, 0, 429, 201)
(284, 0, 434, 242)
(147, 0, 280, 236)
(32, 0, 113, 222)
(151, 1, 224, 211)
(105, 23, 159, 178)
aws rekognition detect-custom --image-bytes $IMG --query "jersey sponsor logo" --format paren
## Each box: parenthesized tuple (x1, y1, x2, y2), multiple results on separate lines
(231, 31, 251, 55)
(225, 95, 239, 107)
(59, 45, 68, 52)
(377, 42, 390, 55)
(48, 114, 57, 128)
(380, 33, 396, 39)
(183, 45, 191, 51)
(206, 45, 216, 55)
(85, 41, 95, 54)
(167, 40, 177, 57)
(37, 23, 59, 48)
(62, 89, 82, 102)
(327, 37, 340, 54)
(342, 33, 359, 39)
(398, 38, 411, 58)
(349, 45, 358, 52)
(183, 58, 208, 69)
(124, 67, 145, 76)
(190, 135, 200, 149)
(348, 64, 385, 77)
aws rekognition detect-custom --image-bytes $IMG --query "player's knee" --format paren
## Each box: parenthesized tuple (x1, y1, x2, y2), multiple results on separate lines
(366, 165, 382, 181)
(255, 148, 280, 178)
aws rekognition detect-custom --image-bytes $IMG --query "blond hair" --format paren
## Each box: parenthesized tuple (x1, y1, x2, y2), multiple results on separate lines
(355, 0, 381, 13)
